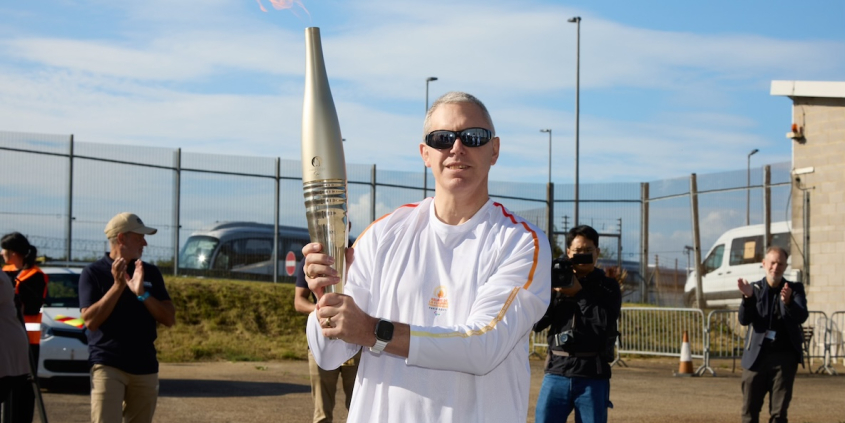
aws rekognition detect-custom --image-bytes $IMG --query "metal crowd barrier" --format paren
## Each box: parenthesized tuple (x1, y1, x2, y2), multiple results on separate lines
(530, 328, 549, 358)
(804, 311, 832, 374)
(529, 307, 842, 377)
(699, 309, 747, 376)
(617, 307, 706, 371)
(824, 311, 845, 375)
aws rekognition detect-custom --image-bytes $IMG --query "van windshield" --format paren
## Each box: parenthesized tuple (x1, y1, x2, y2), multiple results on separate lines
(179, 236, 220, 270)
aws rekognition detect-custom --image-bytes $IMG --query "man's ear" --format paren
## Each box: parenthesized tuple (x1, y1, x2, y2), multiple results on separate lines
(420, 143, 429, 168)
(490, 137, 500, 165)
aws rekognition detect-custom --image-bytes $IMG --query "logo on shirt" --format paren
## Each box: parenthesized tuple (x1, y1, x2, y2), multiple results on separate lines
(428, 286, 449, 316)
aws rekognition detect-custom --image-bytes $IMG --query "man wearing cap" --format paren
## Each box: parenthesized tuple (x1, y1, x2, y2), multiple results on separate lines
(79, 212, 176, 423)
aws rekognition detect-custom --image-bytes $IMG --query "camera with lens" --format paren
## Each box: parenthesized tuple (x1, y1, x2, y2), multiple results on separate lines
(553, 329, 575, 347)
(550, 253, 594, 289)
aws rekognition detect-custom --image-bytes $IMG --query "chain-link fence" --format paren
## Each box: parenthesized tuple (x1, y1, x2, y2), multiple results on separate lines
(1, 130, 792, 294)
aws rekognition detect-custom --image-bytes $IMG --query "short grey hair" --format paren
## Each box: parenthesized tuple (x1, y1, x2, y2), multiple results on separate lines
(423, 91, 495, 138)
(765, 245, 789, 261)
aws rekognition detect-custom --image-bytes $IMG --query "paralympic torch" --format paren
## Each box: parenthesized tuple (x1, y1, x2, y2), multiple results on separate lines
(301, 27, 348, 294)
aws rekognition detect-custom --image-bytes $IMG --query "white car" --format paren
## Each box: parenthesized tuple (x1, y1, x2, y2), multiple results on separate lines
(38, 266, 89, 379)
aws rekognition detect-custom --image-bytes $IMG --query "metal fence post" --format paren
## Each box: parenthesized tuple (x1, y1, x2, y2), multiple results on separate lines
(690, 173, 704, 310)
(617, 218, 622, 272)
(547, 182, 554, 239)
(640, 182, 649, 302)
(172, 148, 181, 276)
(273, 157, 280, 283)
(66, 134, 74, 261)
(763, 165, 771, 247)
(371, 164, 377, 223)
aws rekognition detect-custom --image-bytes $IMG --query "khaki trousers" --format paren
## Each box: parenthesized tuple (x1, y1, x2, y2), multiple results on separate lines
(90, 364, 159, 423)
(307, 349, 360, 423)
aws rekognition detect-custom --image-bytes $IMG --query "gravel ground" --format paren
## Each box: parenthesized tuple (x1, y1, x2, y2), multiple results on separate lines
(33, 357, 844, 423)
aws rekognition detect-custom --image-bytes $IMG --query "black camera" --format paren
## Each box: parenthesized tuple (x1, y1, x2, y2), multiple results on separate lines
(550, 253, 593, 288)
(553, 329, 575, 347)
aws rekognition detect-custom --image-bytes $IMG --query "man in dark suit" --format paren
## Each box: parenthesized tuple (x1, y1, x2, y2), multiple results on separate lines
(737, 246, 808, 423)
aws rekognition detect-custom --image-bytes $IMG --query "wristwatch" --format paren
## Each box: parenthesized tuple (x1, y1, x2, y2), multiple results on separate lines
(370, 319, 394, 353)
(137, 291, 151, 302)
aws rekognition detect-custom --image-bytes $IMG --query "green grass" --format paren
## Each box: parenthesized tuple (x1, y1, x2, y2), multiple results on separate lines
(154, 280, 746, 364)
(155, 276, 309, 363)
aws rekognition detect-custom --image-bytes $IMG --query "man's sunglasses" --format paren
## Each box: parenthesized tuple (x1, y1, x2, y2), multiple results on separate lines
(424, 127, 494, 150)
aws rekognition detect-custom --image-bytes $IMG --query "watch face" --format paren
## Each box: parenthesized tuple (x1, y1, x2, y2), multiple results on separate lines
(375, 320, 394, 341)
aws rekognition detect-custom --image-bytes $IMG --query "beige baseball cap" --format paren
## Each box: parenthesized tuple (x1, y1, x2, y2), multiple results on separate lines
(104, 212, 158, 239)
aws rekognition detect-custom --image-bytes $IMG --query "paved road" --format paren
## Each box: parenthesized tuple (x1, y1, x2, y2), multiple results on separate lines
(34, 358, 844, 423)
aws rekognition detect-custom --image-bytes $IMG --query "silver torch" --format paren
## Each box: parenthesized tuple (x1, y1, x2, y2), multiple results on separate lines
(301, 27, 348, 294)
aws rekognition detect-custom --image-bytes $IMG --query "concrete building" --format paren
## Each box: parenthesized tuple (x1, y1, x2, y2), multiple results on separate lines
(771, 80, 845, 317)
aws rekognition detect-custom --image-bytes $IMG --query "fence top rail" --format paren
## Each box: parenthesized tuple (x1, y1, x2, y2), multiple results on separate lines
(621, 307, 707, 315)
(707, 309, 829, 320)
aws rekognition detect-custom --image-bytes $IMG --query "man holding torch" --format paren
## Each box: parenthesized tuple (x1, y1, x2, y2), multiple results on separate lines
(304, 91, 551, 422)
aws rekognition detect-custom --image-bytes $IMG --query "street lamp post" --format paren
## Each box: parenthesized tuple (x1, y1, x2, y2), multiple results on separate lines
(424, 76, 438, 199)
(746, 148, 759, 225)
(541, 129, 552, 185)
(568, 16, 581, 226)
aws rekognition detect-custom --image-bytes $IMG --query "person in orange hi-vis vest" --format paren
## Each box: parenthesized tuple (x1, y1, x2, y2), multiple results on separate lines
(1, 231, 47, 423)
(1, 233, 48, 360)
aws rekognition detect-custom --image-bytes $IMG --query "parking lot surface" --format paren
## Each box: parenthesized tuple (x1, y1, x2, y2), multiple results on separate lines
(34, 357, 844, 423)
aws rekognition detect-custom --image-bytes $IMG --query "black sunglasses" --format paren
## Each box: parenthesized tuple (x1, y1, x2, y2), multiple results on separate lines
(424, 127, 494, 149)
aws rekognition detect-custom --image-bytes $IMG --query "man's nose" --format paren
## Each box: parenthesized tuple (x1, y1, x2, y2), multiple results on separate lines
(450, 138, 466, 154)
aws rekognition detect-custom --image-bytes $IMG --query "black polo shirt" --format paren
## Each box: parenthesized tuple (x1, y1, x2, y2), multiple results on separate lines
(79, 254, 170, 375)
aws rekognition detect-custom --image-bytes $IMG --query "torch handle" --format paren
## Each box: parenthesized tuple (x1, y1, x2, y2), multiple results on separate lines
(304, 179, 348, 294)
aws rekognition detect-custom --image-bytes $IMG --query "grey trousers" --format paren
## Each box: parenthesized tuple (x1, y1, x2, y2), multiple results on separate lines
(741, 349, 799, 423)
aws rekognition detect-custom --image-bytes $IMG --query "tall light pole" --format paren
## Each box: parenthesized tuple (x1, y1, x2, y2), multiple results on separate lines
(424, 76, 438, 199)
(541, 129, 552, 185)
(568, 16, 581, 226)
(746, 148, 759, 225)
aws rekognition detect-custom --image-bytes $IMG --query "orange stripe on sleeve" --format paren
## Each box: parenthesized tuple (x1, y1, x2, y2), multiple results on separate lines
(493, 203, 540, 290)
(351, 202, 419, 249)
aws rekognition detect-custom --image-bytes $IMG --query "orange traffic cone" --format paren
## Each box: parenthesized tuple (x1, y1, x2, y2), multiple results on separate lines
(674, 330, 695, 377)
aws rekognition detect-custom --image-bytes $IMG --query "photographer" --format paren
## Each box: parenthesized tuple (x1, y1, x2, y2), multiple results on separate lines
(533, 225, 622, 423)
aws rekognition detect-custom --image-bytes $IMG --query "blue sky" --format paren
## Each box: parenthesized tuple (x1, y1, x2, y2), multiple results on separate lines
(1, 0, 843, 184)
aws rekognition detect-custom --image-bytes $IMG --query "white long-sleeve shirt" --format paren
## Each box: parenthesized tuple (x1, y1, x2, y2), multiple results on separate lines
(307, 198, 551, 422)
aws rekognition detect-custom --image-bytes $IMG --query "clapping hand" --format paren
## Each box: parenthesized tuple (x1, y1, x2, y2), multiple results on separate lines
(112, 257, 145, 296)
(737, 278, 754, 298)
(780, 282, 793, 305)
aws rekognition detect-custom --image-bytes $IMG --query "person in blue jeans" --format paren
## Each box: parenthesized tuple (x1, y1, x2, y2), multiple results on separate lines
(533, 225, 622, 423)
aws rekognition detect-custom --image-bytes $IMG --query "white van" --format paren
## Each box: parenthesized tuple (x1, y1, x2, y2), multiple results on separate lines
(683, 221, 801, 308)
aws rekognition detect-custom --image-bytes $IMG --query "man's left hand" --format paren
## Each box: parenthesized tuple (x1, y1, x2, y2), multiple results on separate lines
(126, 259, 145, 296)
(316, 293, 375, 346)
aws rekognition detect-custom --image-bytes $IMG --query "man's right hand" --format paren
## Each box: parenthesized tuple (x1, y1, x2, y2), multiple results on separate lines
(737, 278, 754, 298)
(302, 243, 355, 299)
(555, 277, 583, 298)
(111, 257, 129, 289)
